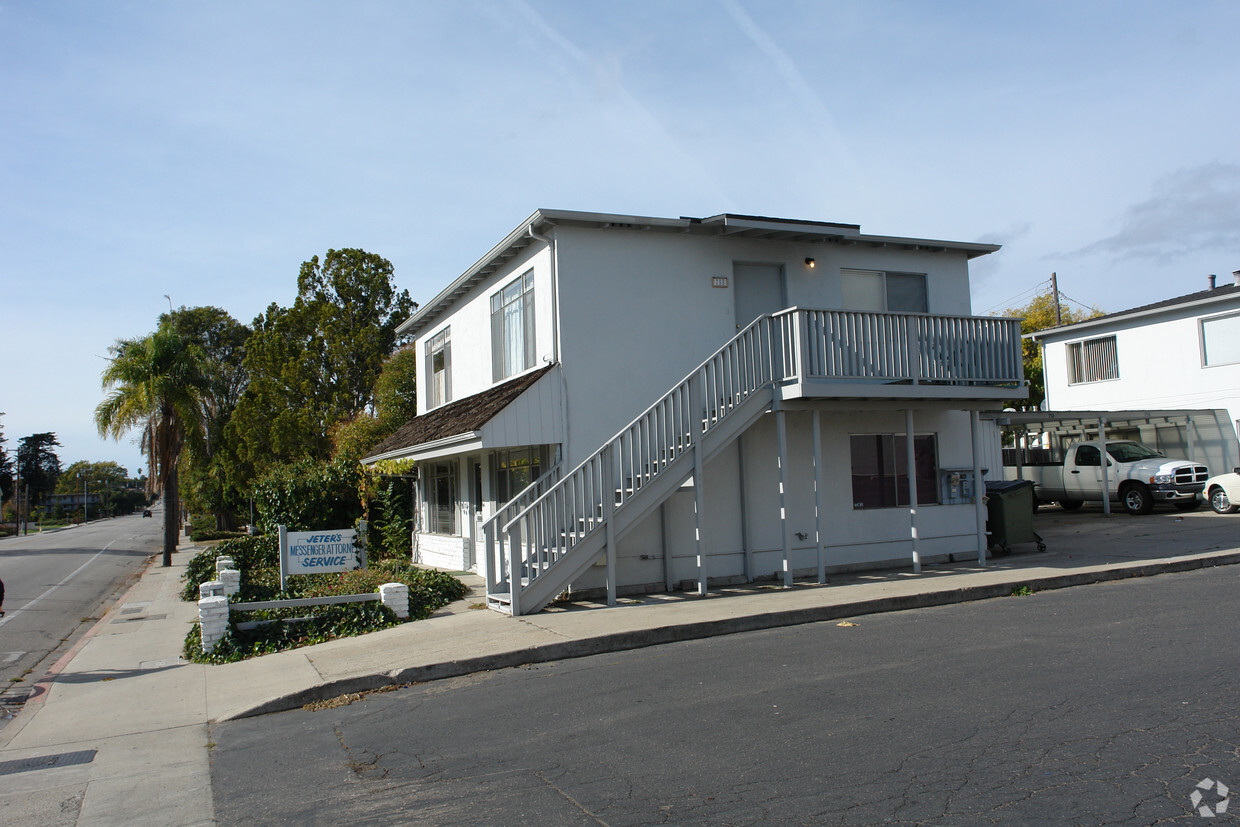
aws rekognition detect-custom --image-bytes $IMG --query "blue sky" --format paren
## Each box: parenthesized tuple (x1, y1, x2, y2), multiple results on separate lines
(3, 0, 1238, 477)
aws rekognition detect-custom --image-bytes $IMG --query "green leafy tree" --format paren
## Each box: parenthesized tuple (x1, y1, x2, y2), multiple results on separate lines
(57, 460, 141, 518)
(161, 306, 251, 529)
(16, 432, 62, 506)
(252, 457, 363, 534)
(999, 289, 1105, 410)
(96, 324, 208, 566)
(331, 345, 418, 462)
(227, 249, 413, 488)
(0, 421, 11, 504)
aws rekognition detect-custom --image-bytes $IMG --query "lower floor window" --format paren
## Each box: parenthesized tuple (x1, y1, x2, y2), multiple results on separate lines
(428, 462, 457, 534)
(850, 433, 939, 509)
(493, 446, 551, 504)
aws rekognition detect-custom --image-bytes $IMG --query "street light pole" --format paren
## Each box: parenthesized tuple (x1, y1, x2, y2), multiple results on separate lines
(83, 476, 89, 523)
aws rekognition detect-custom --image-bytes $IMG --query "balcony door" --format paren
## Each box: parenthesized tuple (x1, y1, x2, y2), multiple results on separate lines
(733, 263, 785, 330)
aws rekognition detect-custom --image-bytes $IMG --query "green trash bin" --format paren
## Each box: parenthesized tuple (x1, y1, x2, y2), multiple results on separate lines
(985, 479, 1046, 556)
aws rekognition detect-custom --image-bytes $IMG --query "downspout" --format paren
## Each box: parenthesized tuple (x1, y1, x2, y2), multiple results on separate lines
(529, 224, 570, 464)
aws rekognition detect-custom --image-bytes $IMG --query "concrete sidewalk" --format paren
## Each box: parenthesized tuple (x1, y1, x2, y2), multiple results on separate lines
(1, 507, 1238, 824)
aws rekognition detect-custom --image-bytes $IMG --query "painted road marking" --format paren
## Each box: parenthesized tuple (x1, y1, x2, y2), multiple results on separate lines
(0, 539, 118, 629)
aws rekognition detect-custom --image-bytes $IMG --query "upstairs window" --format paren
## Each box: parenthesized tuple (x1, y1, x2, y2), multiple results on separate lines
(492, 271, 536, 382)
(1201, 312, 1240, 367)
(841, 269, 928, 314)
(1067, 335, 1118, 384)
(426, 328, 451, 409)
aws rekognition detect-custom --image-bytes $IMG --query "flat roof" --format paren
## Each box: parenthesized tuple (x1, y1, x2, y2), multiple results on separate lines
(399, 209, 1001, 338)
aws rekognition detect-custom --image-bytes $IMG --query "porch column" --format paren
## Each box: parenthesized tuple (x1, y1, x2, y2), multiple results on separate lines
(1099, 416, 1111, 516)
(737, 436, 753, 582)
(603, 442, 617, 606)
(970, 410, 987, 566)
(690, 368, 708, 596)
(776, 405, 792, 587)
(906, 409, 921, 573)
(812, 409, 826, 584)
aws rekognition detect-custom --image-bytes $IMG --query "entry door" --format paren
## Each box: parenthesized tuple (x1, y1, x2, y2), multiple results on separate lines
(733, 263, 785, 329)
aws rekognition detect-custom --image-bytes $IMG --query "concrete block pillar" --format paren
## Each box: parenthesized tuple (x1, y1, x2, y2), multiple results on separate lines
(199, 580, 225, 600)
(198, 595, 230, 653)
(220, 568, 241, 596)
(215, 557, 235, 575)
(380, 583, 410, 619)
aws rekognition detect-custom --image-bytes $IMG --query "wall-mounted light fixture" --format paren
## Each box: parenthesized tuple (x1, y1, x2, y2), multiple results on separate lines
(804, 257, 815, 268)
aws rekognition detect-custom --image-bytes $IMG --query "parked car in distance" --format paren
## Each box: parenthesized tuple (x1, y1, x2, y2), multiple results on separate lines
(142, 509, 152, 518)
(1202, 469, 1240, 514)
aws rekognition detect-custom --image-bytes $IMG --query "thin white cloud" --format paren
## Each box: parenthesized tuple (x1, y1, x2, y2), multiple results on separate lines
(719, 0, 867, 198)
(506, 0, 734, 209)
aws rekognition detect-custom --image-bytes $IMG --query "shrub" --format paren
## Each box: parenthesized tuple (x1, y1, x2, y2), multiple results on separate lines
(252, 457, 362, 535)
(180, 537, 469, 662)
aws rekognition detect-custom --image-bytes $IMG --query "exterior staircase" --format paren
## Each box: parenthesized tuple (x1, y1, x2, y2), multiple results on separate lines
(483, 307, 1022, 615)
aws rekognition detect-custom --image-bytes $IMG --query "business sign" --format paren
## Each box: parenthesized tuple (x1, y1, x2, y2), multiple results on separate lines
(280, 527, 359, 576)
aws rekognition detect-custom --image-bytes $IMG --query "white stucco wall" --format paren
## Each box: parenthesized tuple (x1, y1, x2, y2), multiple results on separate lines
(553, 225, 978, 468)
(414, 243, 556, 416)
(569, 407, 987, 594)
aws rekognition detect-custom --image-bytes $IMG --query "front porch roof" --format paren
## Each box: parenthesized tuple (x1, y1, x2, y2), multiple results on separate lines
(362, 365, 554, 464)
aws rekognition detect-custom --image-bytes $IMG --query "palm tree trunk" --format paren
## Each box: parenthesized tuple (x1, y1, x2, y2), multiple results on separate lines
(162, 460, 179, 567)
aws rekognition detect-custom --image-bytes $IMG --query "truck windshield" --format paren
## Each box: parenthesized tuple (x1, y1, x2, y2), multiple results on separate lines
(1105, 442, 1164, 463)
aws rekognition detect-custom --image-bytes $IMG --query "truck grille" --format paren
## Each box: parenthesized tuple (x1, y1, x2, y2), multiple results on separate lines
(1175, 465, 1210, 485)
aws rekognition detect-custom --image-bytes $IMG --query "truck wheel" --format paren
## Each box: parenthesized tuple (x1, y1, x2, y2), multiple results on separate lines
(1209, 487, 1238, 514)
(1121, 483, 1154, 515)
(1058, 499, 1083, 511)
(1173, 498, 1200, 512)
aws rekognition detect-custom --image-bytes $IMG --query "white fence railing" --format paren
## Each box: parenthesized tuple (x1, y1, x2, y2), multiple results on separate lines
(485, 308, 1022, 613)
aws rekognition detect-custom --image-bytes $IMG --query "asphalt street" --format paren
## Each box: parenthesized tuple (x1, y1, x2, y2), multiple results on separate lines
(211, 564, 1240, 825)
(0, 513, 160, 719)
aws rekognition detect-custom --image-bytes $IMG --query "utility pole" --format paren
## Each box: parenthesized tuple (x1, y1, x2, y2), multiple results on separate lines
(83, 476, 89, 523)
(1051, 272, 1063, 326)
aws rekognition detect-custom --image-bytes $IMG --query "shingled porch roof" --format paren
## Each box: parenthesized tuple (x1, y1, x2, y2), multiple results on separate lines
(362, 365, 554, 464)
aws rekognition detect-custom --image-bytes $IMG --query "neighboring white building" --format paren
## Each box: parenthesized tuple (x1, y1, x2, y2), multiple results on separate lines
(364, 209, 1024, 614)
(1029, 274, 1240, 442)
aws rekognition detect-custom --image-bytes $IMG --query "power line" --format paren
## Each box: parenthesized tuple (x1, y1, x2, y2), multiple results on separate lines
(983, 278, 1052, 315)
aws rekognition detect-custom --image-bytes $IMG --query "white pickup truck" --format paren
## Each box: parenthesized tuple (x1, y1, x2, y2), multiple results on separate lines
(1014, 440, 1210, 515)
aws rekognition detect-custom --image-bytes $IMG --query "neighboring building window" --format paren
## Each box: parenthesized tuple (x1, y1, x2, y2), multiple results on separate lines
(427, 462, 457, 535)
(493, 446, 550, 503)
(840, 269, 928, 313)
(491, 271, 536, 382)
(1201, 312, 1240, 367)
(426, 328, 451, 408)
(850, 434, 939, 509)
(1067, 335, 1118, 384)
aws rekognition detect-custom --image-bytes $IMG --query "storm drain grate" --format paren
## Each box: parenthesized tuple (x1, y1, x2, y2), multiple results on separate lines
(112, 614, 167, 623)
(0, 749, 97, 776)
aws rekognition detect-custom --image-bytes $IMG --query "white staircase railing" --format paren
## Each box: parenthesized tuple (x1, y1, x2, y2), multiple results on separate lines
(484, 308, 1022, 614)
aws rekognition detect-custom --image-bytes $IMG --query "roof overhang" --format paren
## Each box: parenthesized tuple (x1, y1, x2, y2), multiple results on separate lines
(362, 431, 483, 465)
(1026, 288, 1240, 342)
(399, 209, 1002, 338)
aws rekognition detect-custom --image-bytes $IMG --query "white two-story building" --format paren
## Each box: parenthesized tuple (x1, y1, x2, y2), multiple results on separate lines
(364, 210, 1024, 614)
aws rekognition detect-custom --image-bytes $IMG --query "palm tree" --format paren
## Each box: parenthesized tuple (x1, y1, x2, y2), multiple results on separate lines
(96, 323, 207, 566)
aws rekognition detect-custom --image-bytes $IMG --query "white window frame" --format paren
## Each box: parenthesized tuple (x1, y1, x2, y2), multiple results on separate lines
(426, 327, 451, 409)
(1200, 311, 1240, 368)
(491, 271, 536, 382)
(1066, 335, 1119, 384)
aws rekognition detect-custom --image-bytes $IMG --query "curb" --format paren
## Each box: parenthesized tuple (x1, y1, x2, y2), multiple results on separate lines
(223, 548, 1240, 720)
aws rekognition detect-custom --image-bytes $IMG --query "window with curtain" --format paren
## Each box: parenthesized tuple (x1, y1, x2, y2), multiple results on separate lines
(850, 433, 939, 509)
(1066, 335, 1118, 384)
(491, 271, 536, 382)
(426, 328, 451, 408)
(427, 462, 457, 535)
